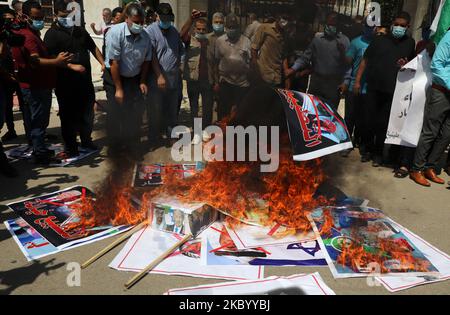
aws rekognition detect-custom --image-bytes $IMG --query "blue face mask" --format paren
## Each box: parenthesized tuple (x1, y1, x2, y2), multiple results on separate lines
(226, 29, 240, 41)
(130, 23, 143, 35)
(159, 20, 172, 30)
(213, 23, 224, 34)
(58, 17, 73, 28)
(392, 25, 407, 39)
(324, 25, 337, 37)
(31, 20, 45, 31)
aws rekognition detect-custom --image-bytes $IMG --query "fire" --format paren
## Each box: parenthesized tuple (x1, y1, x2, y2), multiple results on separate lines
(72, 134, 328, 232)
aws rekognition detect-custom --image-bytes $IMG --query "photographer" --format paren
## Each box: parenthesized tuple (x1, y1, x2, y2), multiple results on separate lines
(10, 0, 85, 165)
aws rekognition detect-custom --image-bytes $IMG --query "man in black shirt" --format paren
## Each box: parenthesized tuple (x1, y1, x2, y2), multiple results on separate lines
(354, 12, 416, 168)
(44, 3, 105, 157)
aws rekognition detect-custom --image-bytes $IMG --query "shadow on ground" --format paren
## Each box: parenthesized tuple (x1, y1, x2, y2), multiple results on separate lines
(0, 259, 65, 295)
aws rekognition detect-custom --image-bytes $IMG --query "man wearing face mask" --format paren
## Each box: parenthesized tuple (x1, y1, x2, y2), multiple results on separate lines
(251, 14, 289, 87)
(44, 3, 105, 158)
(354, 12, 415, 168)
(342, 18, 376, 162)
(285, 12, 350, 111)
(104, 3, 152, 156)
(180, 13, 213, 145)
(145, 3, 183, 151)
(208, 12, 225, 98)
(214, 13, 252, 121)
(11, 0, 85, 165)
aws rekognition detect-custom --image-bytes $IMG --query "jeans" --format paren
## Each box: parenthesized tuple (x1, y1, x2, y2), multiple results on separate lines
(21, 88, 52, 156)
(187, 80, 213, 127)
(147, 87, 179, 143)
(104, 69, 144, 151)
(56, 80, 95, 151)
(413, 87, 450, 171)
(218, 82, 250, 121)
(3, 82, 31, 139)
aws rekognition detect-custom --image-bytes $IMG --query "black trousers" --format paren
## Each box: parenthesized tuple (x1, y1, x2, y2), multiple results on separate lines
(309, 74, 342, 111)
(366, 89, 394, 159)
(3, 82, 31, 139)
(187, 80, 213, 127)
(413, 87, 450, 171)
(104, 69, 144, 151)
(346, 92, 373, 156)
(218, 82, 250, 121)
(55, 80, 95, 151)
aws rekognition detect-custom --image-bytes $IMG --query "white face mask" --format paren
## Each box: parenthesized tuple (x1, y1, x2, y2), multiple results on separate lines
(129, 22, 143, 34)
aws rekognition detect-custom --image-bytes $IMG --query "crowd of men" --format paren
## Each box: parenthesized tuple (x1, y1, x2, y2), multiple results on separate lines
(0, 0, 449, 188)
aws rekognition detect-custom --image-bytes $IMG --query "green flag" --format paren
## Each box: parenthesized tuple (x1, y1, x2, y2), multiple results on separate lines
(433, 0, 450, 44)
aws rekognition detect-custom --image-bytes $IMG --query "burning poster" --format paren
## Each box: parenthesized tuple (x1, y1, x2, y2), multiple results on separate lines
(7, 186, 128, 249)
(132, 163, 205, 188)
(376, 220, 450, 292)
(5, 144, 98, 166)
(109, 226, 264, 281)
(4, 218, 130, 261)
(276, 89, 353, 161)
(308, 206, 440, 279)
(164, 273, 335, 295)
(225, 221, 317, 250)
(201, 223, 327, 267)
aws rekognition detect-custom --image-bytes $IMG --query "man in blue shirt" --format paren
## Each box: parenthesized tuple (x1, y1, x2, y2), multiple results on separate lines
(145, 3, 184, 151)
(342, 19, 374, 161)
(410, 29, 450, 187)
(103, 3, 152, 156)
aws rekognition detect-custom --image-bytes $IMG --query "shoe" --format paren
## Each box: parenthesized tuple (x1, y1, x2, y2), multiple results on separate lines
(372, 156, 382, 168)
(192, 134, 202, 145)
(0, 160, 18, 178)
(361, 155, 371, 163)
(58, 150, 80, 159)
(424, 168, 445, 185)
(1, 131, 18, 142)
(410, 171, 431, 187)
(81, 142, 98, 151)
(34, 155, 62, 165)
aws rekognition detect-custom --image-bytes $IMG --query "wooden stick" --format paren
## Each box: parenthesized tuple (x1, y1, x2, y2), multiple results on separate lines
(81, 220, 148, 269)
(124, 233, 193, 289)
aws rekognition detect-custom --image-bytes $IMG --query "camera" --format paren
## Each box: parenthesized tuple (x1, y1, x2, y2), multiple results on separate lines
(0, 15, 26, 47)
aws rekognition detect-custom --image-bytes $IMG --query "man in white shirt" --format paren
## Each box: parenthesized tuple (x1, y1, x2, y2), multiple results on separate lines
(65, 0, 81, 27)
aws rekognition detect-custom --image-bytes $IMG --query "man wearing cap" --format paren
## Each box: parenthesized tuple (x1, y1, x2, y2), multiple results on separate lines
(214, 13, 252, 120)
(44, 3, 105, 157)
(145, 3, 184, 151)
(104, 3, 152, 156)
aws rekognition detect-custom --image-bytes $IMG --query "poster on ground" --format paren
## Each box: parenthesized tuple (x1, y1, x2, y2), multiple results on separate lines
(308, 206, 440, 279)
(109, 226, 264, 281)
(164, 273, 335, 295)
(202, 223, 327, 267)
(7, 186, 128, 249)
(276, 89, 353, 161)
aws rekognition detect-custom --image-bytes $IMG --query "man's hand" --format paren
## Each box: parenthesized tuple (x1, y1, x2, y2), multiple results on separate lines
(55, 52, 75, 67)
(213, 84, 220, 94)
(191, 9, 204, 20)
(397, 57, 408, 68)
(157, 74, 166, 90)
(101, 63, 106, 72)
(90, 22, 96, 29)
(338, 83, 348, 95)
(353, 81, 361, 95)
(140, 83, 148, 96)
(68, 64, 86, 73)
(337, 42, 346, 55)
(285, 68, 296, 79)
(115, 88, 124, 105)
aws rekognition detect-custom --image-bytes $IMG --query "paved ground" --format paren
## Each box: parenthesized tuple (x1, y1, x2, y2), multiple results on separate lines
(1, 87, 449, 295)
